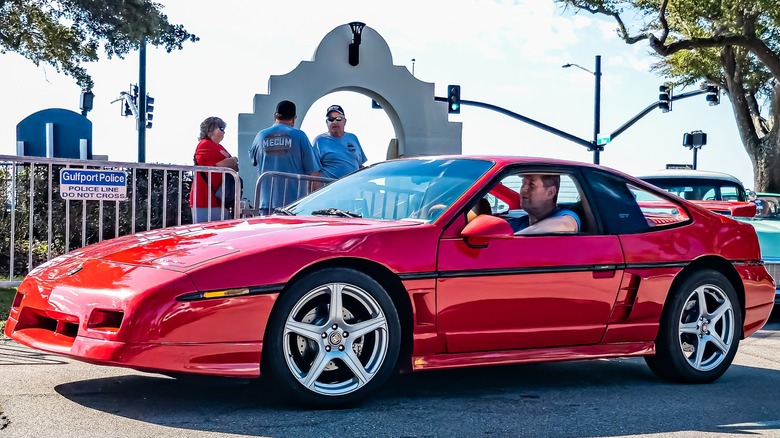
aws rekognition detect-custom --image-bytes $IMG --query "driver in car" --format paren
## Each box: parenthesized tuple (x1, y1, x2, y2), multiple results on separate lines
(514, 174, 580, 234)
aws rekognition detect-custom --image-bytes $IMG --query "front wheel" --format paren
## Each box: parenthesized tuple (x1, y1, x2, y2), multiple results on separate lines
(263, 267, 401, 408)
(645, 269, 742, 383)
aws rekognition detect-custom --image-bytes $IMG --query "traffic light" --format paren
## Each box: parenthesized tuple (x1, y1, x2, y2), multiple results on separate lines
(447, 85, 461, 114)
(683, 131, 707, 149)
(79, 90, 94, 116)
(131, 84, 139, 107)
(705, 85, 720, 106)
(658, 84, 672, 112)
(145, 94, 154, 129)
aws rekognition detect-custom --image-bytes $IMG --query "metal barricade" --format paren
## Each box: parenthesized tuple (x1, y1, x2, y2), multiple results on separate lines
(245, 171, 334, 217)
(0, 155, 241, 287)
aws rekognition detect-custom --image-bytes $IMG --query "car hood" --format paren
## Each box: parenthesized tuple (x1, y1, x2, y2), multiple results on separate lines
(63, 216, 422, 270)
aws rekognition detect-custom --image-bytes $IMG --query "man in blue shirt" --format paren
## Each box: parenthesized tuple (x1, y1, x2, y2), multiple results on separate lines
(313, 105, 368, 179)
(249, 100, 321, 214)
(514, 174, 580, 234)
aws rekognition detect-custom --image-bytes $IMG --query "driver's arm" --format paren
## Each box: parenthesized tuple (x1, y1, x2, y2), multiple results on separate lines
(515, 214, 579, 235)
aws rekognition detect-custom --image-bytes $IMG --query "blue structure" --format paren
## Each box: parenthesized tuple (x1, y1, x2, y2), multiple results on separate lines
(17, 108, 92, 159)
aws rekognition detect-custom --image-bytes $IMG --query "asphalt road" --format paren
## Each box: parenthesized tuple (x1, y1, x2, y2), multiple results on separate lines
(1, 310, 779, 438)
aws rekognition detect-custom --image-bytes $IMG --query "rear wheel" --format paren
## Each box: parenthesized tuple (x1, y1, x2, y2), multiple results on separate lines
(646, 269, 742, 383)
(263, 267, 400, 407)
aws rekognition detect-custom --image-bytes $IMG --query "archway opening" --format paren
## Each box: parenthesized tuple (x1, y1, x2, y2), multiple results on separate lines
(301, 91, 395, 166)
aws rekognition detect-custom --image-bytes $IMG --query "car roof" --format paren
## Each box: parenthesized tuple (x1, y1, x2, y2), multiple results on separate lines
(396, 155, 600, 169)
(637, 169, 743, 185)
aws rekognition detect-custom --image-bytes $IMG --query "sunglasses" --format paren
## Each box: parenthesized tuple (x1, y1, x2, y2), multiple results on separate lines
(218, 127, 225, 132)
(326, 116, 345, 122)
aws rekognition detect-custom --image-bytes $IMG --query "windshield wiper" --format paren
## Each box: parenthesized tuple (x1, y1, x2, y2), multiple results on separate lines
(311, 208, 362, 218)
(273, 207, 296, 216)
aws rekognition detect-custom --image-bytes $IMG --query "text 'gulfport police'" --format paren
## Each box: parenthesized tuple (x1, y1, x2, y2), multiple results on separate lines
(61, 169, 126, 185)
(59, 169, 128, 201)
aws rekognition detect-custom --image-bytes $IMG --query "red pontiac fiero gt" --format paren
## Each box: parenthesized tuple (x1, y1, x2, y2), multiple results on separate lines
(5, 156, 775, 407)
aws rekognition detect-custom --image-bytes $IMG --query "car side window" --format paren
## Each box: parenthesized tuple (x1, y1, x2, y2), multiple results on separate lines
(590, 171, 689, 234)
(628, 184, 691, 228)
(484, 171, 592, 234)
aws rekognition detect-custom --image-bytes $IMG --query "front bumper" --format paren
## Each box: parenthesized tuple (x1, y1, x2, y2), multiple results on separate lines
(6, 318, 264, 377)
(5, 269, 280, 377)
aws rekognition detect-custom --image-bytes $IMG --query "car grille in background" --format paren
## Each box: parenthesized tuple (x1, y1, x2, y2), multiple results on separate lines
(765, 262, 780, 287)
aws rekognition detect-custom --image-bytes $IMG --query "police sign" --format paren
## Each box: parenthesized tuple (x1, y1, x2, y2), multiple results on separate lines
(60, 169, 128, 201)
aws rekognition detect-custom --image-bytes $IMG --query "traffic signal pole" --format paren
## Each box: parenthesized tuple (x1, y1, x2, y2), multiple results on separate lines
(138, 39, 147, 163)
(592, 55, 602, 165)
(439, 85, 713, 163)
(608, 88, 709, 142)
(435, 96, 593, 149)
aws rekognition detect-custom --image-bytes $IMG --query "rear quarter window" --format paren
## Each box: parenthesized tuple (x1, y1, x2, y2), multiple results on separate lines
(589, 171, 689, 234)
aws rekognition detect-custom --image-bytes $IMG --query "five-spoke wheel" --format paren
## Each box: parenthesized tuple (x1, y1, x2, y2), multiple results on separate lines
(646, 269, 742, 383)
(264, 268, 400, 407)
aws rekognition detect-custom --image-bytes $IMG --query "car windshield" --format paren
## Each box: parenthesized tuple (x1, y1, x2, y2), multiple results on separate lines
(642, 177, 747, 202)
(754, 194, 780, 220)
(285, 158, 494, 222)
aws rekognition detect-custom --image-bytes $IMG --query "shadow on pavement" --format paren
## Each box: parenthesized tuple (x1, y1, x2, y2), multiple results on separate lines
(0, 341, 68, 366)
(54, 357, 780, 438)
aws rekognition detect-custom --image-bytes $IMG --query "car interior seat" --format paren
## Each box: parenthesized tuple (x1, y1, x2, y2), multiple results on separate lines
(566, 201, 596, 234)
(476, 197, 492, 215)
(467, 197, 493, 222)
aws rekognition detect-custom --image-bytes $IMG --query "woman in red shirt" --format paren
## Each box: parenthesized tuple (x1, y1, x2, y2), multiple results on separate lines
(191, 116, 239, 223)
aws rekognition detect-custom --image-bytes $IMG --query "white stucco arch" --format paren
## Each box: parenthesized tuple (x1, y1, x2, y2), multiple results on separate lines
(237, 23, 462, 202)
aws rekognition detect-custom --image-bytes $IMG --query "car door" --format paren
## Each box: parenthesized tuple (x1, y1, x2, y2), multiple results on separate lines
(435, 170, 625, 353)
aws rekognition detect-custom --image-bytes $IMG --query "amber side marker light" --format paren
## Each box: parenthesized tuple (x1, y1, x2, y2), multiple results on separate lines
(203, 288, 250, 299)
(177, 286, 280, 302)
(179, 288, 250, 301)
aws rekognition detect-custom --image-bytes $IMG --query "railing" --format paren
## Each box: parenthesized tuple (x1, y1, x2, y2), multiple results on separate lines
(0, 155, 240, 287)
(244, 171, 335, 217)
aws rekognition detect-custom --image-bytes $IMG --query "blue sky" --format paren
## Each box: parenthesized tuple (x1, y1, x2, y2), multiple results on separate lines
(0, 0, 755, 187)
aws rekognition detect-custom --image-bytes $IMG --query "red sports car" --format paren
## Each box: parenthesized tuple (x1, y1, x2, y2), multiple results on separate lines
(5, 156, 775, 407)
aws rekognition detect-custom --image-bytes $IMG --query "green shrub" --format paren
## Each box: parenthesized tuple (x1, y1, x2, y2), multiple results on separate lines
(0, 288, 15, 335)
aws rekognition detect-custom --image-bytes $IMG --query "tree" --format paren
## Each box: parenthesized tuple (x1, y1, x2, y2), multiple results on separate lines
(556, 0, 780, 191)
(0, 0, 198, 91)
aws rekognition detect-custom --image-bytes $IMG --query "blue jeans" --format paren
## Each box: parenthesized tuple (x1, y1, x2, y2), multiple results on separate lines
(192, 207, 231, 223)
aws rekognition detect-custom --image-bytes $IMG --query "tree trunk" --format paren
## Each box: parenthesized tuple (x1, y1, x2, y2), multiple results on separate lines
(748, 133, 780, 192)
(724, 64, 780, 192)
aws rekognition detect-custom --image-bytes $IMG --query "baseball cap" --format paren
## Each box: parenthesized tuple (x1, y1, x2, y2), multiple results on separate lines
(326, 105, 345, 117)
(275, 100, 296, 119)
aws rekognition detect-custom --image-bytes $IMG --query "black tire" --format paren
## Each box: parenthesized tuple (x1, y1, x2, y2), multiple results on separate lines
(645, 269, 742, 383)
(263, 267, 401, 408)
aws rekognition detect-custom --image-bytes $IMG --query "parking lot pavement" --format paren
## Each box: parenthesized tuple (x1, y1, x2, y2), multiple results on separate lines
(0, 312, 779, 438)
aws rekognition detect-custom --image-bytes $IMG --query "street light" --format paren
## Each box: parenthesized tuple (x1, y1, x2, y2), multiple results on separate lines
(562, 55, 602, 165)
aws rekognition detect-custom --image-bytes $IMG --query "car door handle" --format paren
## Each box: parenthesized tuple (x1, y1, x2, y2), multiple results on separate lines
(593, 264, 617, 279)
